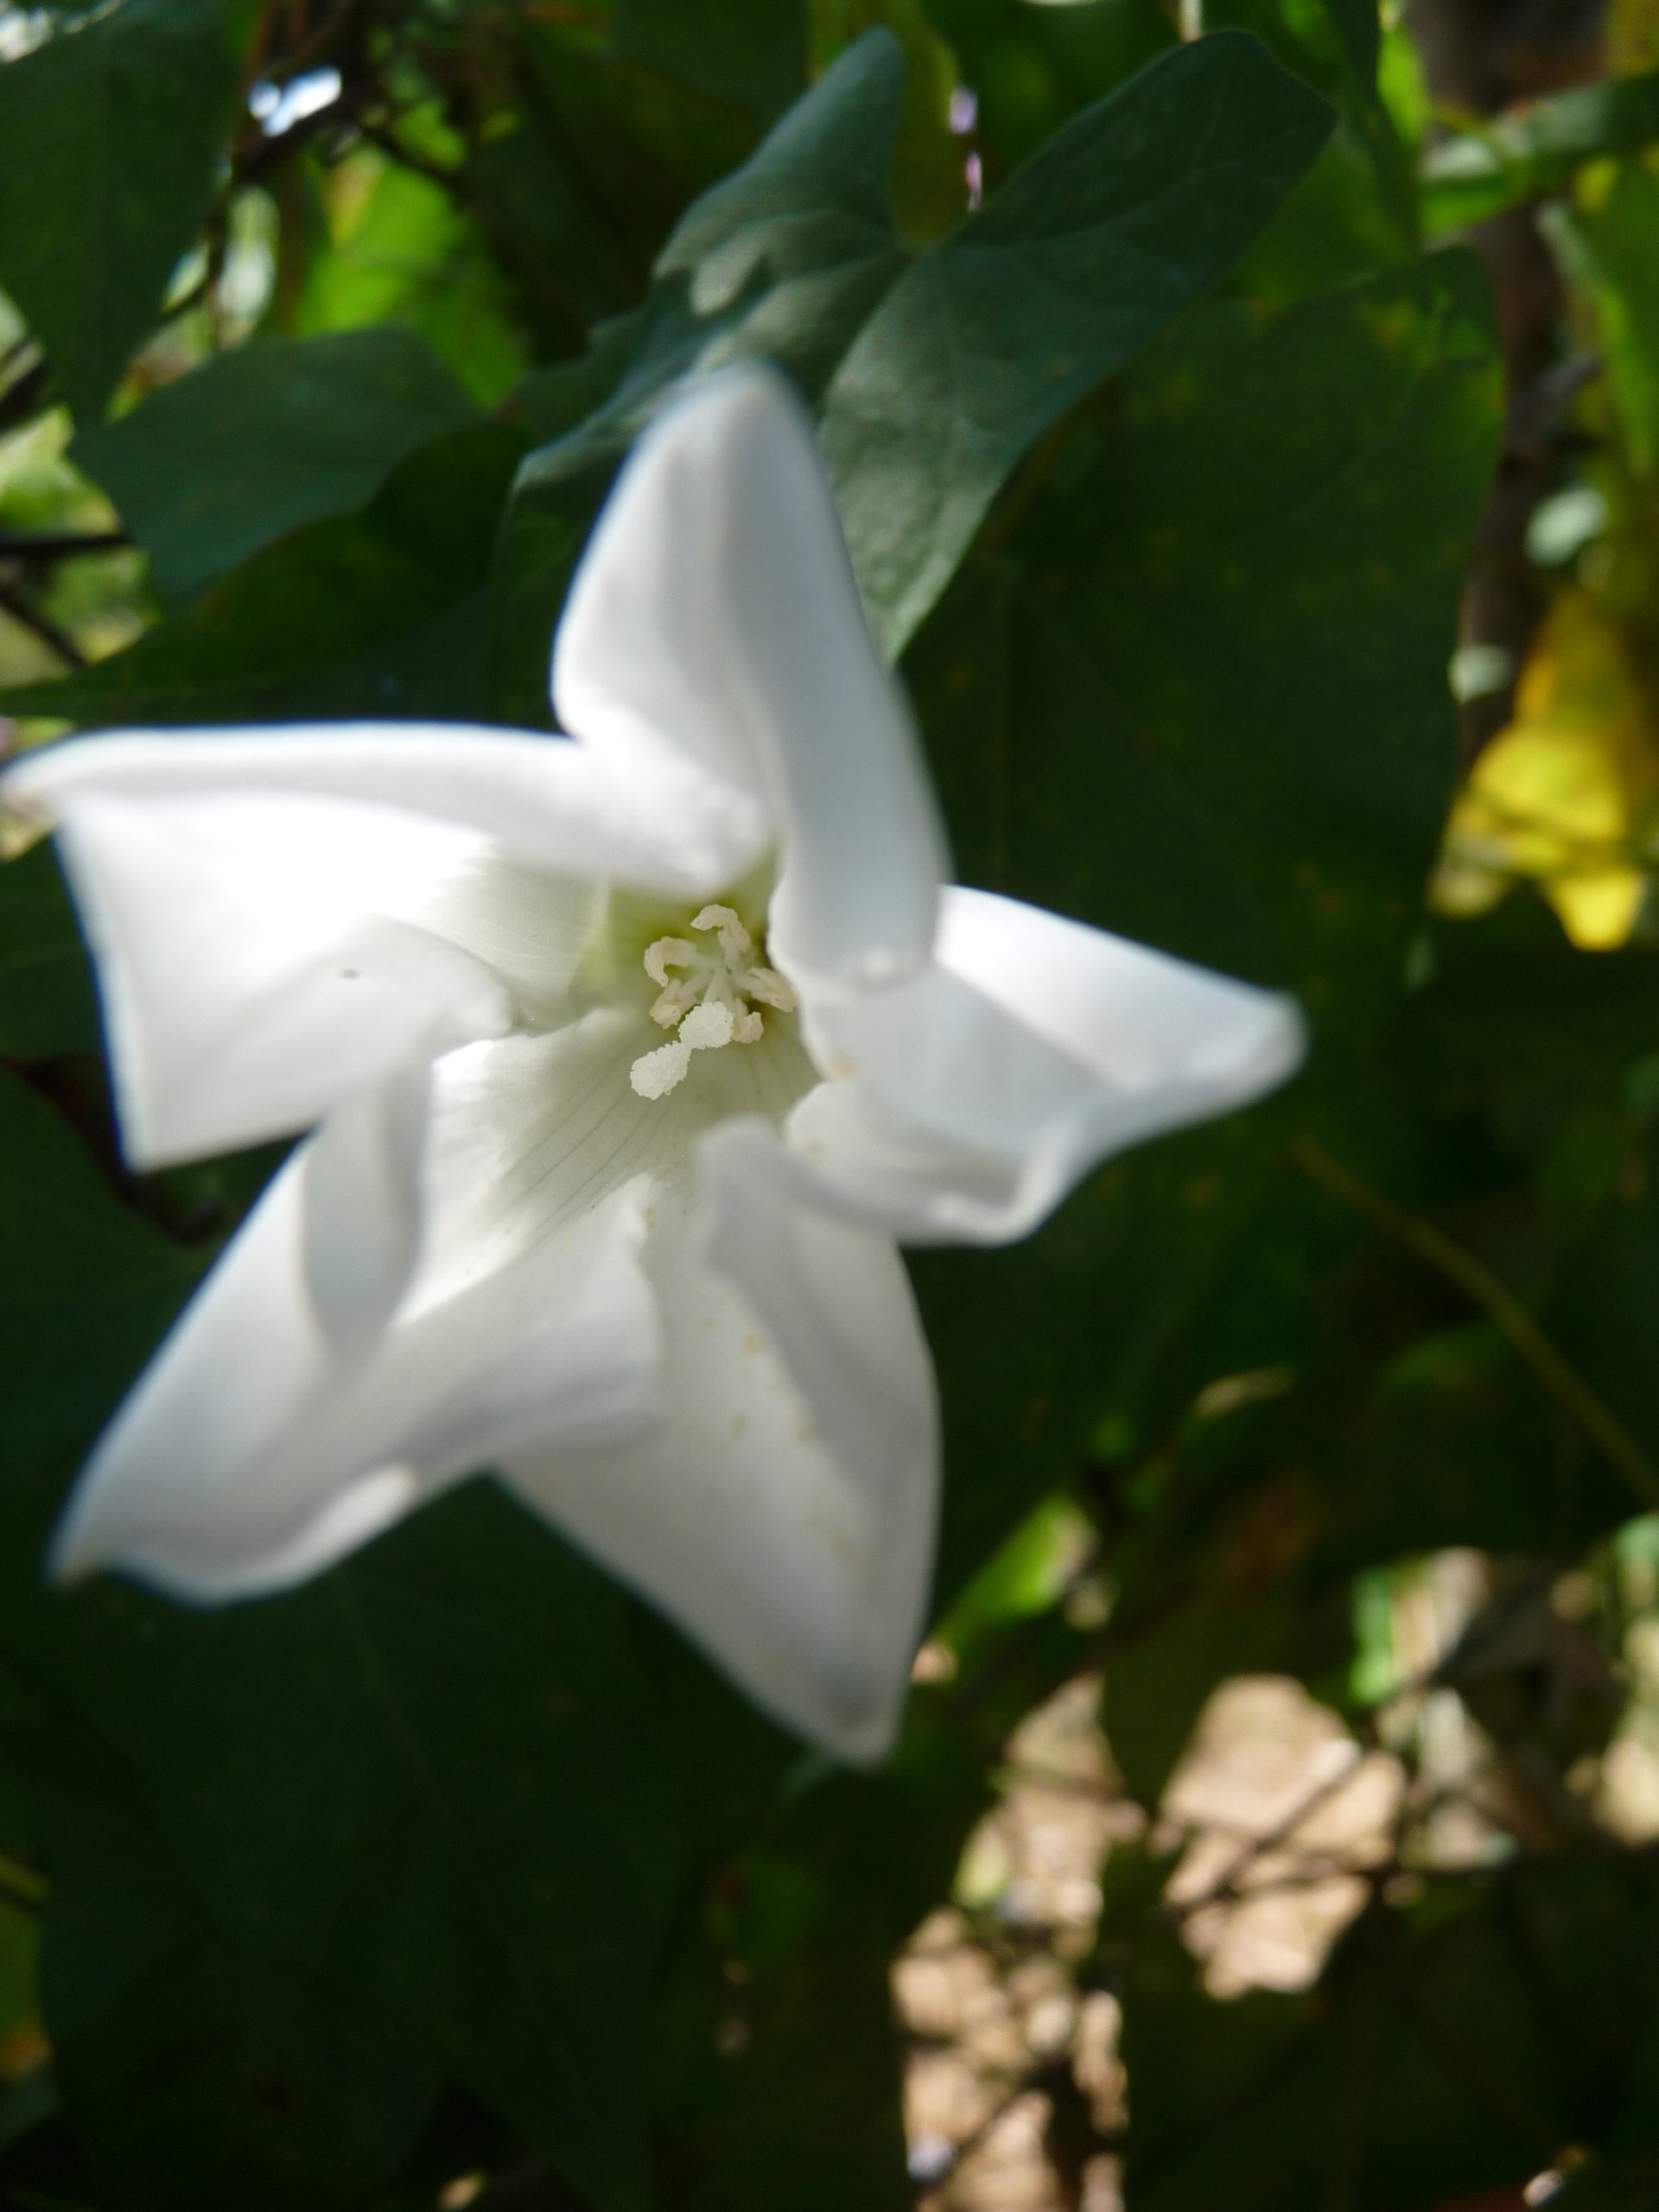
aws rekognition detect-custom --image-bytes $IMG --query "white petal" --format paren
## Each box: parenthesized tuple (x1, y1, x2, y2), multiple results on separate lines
(791, 886, 1306, 1243)
(38, 785, 577, 1166)
(500, 1135, 938, 1764)
(301, 1061, 430, 1357)
(3, 721, 751, 892)
(554, 365, 946, 992)
(51, 1030, 673, 1598)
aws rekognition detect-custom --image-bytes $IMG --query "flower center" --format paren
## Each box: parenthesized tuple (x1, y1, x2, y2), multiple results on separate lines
(629, 903, 797, 1100)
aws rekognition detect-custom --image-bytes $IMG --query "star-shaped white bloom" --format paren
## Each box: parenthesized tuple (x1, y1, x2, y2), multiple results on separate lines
(1, 365, 1304, 1760)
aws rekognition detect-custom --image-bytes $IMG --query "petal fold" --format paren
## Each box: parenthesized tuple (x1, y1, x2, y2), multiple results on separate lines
(501, 1138, 938, 1763)
(50, 1027, 671, 1598)
(38, 785, 552, 1166)
(554, 365, 946, 993)
(791, 887, 1306, 1243)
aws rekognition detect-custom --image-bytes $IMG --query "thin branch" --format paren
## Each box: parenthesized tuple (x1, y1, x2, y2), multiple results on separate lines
(0, 580, 86, 670)
(0, 359, 51, 441)
(356, 114, 461, 189)
(156, 265, 214, 329)
(1163, 1743, 1370, 1923)
(232, 95, 347, 188)
(0, 530, 130, 563)
(1293, 1135, 1659, 1513)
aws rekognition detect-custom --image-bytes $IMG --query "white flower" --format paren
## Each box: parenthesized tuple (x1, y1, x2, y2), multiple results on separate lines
(1, 365, 1304, 1761)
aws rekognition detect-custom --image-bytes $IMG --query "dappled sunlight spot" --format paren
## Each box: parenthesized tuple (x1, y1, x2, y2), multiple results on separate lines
(912, 1639, 958, 1684)
(1160, 1675, 1405, 1997)
(1593, 1730, 1659, 1841)
(897, 1673, 1136, 2212)
(1596, 1611, 1659, 1842)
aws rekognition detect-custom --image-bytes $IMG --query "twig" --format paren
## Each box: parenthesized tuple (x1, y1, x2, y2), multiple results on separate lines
(232, 93, 347, 188)
(1162, 1743, 1370, 1923)
(0, 359, 50, 441)
(356, 114, 461, 189)
(0, 580, 86, 669)
(0, 530, 129, 563)
(1293, 1135, 1659, 1512)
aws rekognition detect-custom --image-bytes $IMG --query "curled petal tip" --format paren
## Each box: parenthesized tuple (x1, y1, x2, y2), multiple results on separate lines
(1261, 991, 1312, 1088)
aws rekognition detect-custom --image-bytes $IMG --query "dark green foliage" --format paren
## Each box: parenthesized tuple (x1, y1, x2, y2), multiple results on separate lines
(1116, 1851, 1659, 2209)
(909, 251, 1502, 1625)
(822, 32, 1336, 655)
(0, 0, 244, 418)
(0, 844, 97, 1058)
(4, 3, 1659, 2207)
(489, 29, 911, 728)
(72, 330, 480, 607)
(3, 424, 526, 726)
(613, 0, 810, 123)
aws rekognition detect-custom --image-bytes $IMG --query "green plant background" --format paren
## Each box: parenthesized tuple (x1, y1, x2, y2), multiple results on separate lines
(0, 0, 1657, 2204)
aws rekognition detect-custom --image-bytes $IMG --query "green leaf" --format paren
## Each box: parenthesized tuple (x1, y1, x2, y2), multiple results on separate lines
(1321, 0, 1379, 91)
(0, 842, 98, 1059)
(821, 30, 1335, 658)
(655, 26, 901, 324)
(614, 0, 809, 123)
(640, 1611, 990, 2212)
(3, 1475, 679, 2209)
(489, 30, 906, 728)
(465, 30, 760, 358)
(0, 1065, 676, 2208)
(72, 329, 480, 608)
(0, 0, 242, 420)
(0, 423, 525, 728)
(1550, 162, 1659, 478)
(41, 1770, 437, 2212)
(909, 254, 1500, 1599)
(1421, 66, 1659, 234)
(295, 158, 529, 410)
(21, 1496, 678, 2212)
(1235, 131, 1413, 306)
(0, 1068, 199, 1471)
(912, 253, 1498, 1020)
(1116, 1852, 1659, 2209)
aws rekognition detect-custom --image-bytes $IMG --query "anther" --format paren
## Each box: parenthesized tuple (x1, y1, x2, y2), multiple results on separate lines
(690, 904, 751, 956)
(645, 937, 696, 989)
(632, 904, 793, 1097)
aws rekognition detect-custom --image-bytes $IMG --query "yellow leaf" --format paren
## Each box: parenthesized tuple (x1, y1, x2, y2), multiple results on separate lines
(1436, 593, 1659, 946)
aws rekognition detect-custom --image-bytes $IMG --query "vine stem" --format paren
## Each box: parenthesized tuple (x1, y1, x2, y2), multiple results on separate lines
(1292, 1134, 1659, 1515)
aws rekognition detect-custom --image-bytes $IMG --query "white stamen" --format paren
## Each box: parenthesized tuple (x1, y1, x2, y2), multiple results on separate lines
(630, 1038, 693, 1098)
(633, 903, 793, 1098)
(690, 903, 752, 957)
(680, 999, 734, 1050)
(645, 936, 696, 989)
(649, 975, 699, 1027)
(743, 965, 797, 1013)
